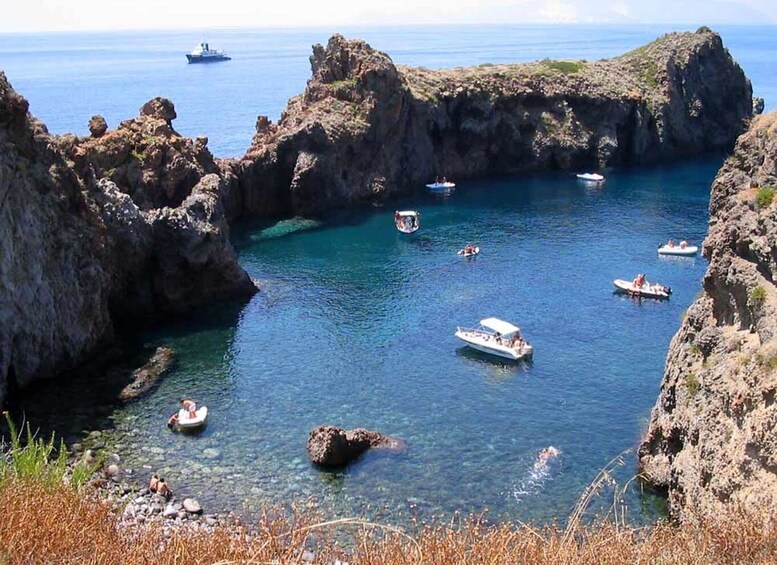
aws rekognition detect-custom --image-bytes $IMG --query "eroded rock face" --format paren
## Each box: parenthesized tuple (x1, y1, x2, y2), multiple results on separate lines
(0, 75, 256, 407)
(0, 71, 112, 404)
(307, 425, 405, 467)
(639, 111, 777, 522)
(235, 29, 752, 218)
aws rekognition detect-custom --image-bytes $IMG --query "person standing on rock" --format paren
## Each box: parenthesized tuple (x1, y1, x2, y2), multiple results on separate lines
(149, 473, 160, 493)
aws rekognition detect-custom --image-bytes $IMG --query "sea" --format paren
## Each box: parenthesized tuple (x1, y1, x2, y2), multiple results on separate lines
(1, 25, 775, 526)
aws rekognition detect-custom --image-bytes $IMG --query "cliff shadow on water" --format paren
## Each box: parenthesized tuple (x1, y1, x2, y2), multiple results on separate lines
(1, 298, 248, 449)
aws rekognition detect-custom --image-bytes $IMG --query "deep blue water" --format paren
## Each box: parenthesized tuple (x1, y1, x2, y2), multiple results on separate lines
(3, 25, 776, 526)
(0, 25, 774, 157)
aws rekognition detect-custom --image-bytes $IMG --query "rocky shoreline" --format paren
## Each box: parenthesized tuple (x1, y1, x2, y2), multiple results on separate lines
(638, 111, 777, 521)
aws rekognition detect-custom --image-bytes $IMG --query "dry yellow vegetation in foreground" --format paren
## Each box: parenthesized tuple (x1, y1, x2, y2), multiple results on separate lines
(2, 476, 777, 565)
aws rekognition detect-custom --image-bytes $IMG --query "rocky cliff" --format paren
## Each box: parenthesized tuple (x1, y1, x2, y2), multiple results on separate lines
(235, 27, 752, 217)
(0, 75, 255, 407)
(639, 111, 777, 521)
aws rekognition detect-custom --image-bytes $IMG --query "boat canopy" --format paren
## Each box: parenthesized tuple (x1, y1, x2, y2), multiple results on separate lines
(396, 210, 418, 217)
(480, 317, 520, 335)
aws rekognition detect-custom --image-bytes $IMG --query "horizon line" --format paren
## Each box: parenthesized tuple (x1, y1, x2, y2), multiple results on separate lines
(2, 21, 776, 35)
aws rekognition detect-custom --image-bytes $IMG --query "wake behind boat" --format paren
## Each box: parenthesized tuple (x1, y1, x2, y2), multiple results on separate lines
(455, 317, 533, 361)
(395, 210, 420, 233)
(576, 172, 605, 182)
(658, 240, 698, 256)
(613, 275, 671, 299)
(186, 42, 231, 63)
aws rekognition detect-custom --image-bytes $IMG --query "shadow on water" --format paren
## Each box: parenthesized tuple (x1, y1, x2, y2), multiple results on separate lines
(2, 297, 248, 447)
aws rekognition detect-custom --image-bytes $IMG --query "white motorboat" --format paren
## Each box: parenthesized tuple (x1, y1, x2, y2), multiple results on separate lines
(457, 246, 480, 257)
(613, 278, 671, 299)
(170, 406, 208, 431)
(658, 242, 698, 256)
(426, 181, 456, 191)
(186, 42, 231, 63)
(395, 210, 420, 234)
(576, 172, 605, 182)
(455, 317, 533, 361)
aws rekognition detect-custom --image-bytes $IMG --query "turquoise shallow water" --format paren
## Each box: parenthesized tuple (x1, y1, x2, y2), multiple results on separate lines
(3, 23, 775, 525)
(16, 160, 715, 524)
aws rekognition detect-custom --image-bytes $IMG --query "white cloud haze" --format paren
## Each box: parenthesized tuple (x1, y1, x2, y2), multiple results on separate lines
(1, 0, 775, 32)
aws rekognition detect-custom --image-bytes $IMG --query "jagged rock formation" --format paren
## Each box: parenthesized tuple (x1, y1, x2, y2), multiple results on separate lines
(235, 28, 752, 217)
(639, 111, 777, 521)
(0, 76, 255, 407)
(307, 425, 405, 468)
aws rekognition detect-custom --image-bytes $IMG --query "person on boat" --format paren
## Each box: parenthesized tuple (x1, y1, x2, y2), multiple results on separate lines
(181, 398, 197, 419)
(667, 239, 675, 248)
(167, 413, 179, 428)
(679, 240, 688, 249)
(510, 333, 522, 348)
(149, 473, 160, 493)
(495, 332, 502, 345)
(632, 274, 646, 288)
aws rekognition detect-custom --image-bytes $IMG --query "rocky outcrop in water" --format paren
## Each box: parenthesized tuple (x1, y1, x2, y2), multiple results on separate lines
(639, 111, 777, 521)
(307, 425, 405, 468)
(118, 347, 176, 402)
(234, 28, 753, 217)
(0, 75, 255, 408)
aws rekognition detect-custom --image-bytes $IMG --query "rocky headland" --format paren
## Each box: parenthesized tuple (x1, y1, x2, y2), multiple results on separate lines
(234, 27, 753, 216)
(639, 111, 777, 522)
(0, 74, 256, 407)
(0, 27, 757, 408)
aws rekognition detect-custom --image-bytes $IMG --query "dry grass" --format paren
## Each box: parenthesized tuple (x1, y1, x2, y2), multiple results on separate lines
(2, 476, 777, 565)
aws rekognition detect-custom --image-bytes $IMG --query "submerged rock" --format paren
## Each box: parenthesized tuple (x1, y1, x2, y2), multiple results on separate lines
(307, 425, 405, 468)
(118, 347, 176, 402)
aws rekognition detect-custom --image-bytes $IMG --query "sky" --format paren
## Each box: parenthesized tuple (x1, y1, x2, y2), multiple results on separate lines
(1, 0, 775, 32)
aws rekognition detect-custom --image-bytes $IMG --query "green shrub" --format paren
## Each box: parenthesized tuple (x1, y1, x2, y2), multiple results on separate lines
(749, 286, 767, 308)
(690, 344, 701, 356)
(0, 412, 92, 490)
(685, 373, 700, 396)
(539, 59, 585, 74)
(755, 186, 775, 209)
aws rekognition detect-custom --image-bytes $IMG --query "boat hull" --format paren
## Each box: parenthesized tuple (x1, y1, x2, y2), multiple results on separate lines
(454, 330, 533, 360)
(613, 279, 670, 299)
(175, 406, 208, 429)
(426, 182, 456, 191)
(658, 245, 698, 256)
(576, 173, 605, 182)
(457, 247, 480, 257)
(396, 225, 419, 234)
(187, 55, 231, 63)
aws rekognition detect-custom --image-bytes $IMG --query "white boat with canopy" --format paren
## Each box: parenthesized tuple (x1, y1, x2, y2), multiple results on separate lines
(395, 210, 420, 233)
(455, 317, 533, 361)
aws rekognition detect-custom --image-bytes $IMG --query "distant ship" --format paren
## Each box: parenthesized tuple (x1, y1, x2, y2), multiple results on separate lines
(186, 42, 231, 63)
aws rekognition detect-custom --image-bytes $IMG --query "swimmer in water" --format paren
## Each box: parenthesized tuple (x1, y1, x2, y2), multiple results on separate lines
(535, 446, 560, 468)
